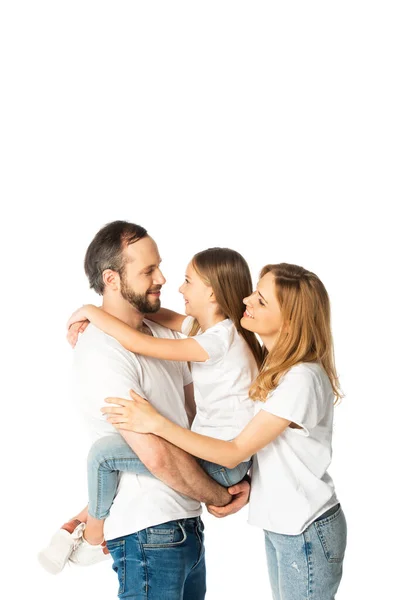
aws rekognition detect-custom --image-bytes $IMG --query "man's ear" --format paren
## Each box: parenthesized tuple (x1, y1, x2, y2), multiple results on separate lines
(103, 269, 120, 291)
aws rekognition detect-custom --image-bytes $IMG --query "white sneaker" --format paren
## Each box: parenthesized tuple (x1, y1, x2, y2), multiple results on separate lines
(69, 534, 110, 567)
(38, 522, 85, 575)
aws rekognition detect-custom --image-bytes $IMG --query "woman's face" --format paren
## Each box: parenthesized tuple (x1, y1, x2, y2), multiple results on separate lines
(241, 271, 283, 348)
(178, 261, 213, 317)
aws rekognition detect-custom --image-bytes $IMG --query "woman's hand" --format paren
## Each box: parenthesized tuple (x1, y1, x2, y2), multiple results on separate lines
(66, 320, 89, 347)
(101, 389, 164, 434)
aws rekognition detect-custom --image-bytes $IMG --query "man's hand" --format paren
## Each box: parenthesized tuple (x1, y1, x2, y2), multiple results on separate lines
(206, 478, 250, 518)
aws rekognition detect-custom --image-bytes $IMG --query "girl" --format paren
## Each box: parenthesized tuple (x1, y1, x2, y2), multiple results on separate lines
(39, 248, 263, 573)
(102, 263, 347, 600)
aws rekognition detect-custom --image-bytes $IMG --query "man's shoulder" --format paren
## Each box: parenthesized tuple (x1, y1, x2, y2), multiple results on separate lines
(143, 319, 182, 341)
(74, 323, 137, 364)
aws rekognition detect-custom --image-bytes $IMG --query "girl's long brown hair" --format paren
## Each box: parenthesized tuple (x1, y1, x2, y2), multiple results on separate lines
(188, 248, 265, 368)
(249, 263, 343, 403)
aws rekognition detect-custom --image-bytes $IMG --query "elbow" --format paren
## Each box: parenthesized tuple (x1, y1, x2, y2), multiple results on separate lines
(224, 443, 243, 469)
(224, 457, 241, 469)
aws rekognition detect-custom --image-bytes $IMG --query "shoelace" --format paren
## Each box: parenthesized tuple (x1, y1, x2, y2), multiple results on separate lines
(71, 522, 86, 549)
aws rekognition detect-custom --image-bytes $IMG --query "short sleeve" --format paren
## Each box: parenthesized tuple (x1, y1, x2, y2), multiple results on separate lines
(181, 316, 195, 336)
(182, 361, 193, 386)
(73, 341, 145, 435)
(259, 366, 326, 435)
(194, 325, 230, 364)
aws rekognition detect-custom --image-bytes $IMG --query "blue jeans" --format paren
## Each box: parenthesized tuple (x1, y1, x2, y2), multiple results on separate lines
(264, 504, 347, 600)
(87, 435, 252, 519)
(106, 517, 205, 599)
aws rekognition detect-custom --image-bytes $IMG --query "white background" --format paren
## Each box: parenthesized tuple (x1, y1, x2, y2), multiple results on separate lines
(1, 2, 399, 599)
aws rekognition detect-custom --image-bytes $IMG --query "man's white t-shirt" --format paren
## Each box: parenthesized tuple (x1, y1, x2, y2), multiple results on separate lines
(248, 362, 339, 535)
(181, 317, 258, 443)
(72, 320, 202, 541)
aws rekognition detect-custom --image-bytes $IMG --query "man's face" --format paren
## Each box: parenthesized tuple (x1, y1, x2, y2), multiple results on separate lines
(119, 236, 166, 313)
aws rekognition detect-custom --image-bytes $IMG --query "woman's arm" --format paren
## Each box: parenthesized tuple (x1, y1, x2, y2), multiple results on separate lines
(67, 305, 208, 362)
(102, 390, 291, 469)
(144, 308, 186, 333)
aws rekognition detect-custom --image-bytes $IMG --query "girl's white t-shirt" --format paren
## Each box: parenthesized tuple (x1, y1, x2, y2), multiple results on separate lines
(182, 316, 258, 443)
(248, 362, 339, 535)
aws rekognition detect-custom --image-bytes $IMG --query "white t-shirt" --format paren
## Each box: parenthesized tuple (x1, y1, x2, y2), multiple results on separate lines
(72, 320, 201, 541)
(248, 362, 339, 535)
(182, 317, 258, 443)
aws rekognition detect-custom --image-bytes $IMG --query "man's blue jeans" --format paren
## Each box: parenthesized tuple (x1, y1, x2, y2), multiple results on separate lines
(106, 517, 206, 599)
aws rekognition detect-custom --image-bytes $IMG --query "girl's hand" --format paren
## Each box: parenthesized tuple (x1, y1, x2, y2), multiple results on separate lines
(67, 320, 89, 348)
(101, 389, 163, 434)
(67, 305, 94, 330)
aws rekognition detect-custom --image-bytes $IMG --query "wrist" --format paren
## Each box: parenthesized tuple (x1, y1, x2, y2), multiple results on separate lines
(154, 414, 168, 436)
(215, 487, 232, 507)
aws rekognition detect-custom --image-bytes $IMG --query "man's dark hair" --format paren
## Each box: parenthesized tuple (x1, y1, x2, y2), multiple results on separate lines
(84, 220, 148, 295)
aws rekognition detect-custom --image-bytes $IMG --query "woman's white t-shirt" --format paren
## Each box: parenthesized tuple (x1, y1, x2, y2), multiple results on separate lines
(248, 362, 339, 535)
(182, 316, 258, 444)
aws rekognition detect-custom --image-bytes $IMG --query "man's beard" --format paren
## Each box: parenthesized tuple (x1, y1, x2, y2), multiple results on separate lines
(120, 275, 161, 314)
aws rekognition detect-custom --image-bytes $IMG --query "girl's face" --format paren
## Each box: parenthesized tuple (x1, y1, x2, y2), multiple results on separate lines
(241, 271, 283, 349)
(179, 261, 214, 318)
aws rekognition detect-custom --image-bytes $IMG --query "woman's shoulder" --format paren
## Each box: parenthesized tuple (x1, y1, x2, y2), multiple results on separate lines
(281, 362, 327, 389)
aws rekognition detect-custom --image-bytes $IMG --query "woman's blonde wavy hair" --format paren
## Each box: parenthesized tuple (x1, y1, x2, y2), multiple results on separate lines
(187, 248, 265, 369)
(249, 263, 343, 403)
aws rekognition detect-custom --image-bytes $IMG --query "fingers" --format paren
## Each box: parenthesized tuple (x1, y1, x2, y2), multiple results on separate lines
(66, 332, 78, 348)
(104, 397, 128, 406)
(228, 480, 250, 495)
(66, 320, 88, 347)
(101, 406, 126, 415)
(106, 417, 129, 425)
(206, 505, 230, 518)
(129, 389, 146, 402)
(79, 321, 89, 333)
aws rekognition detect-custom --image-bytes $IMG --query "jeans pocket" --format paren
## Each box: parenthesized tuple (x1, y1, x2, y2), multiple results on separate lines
(107, 540, 126, 596)
(314, 507, 347, 564)
(196, 518, 205, 535)
(143, 521, 188, 548)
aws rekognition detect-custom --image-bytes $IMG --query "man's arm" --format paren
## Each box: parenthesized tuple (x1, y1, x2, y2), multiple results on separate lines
(183, 382, 196, 428)
(206, 476, 251, 517)
(82, 344, 231, 507)
(120, 429, 231, 506)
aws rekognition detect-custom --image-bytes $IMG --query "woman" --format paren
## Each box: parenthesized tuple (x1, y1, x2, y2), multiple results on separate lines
(103, 263, 347, 600)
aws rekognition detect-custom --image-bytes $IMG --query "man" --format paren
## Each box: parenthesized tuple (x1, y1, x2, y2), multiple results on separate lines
(67, 221, 249, 599)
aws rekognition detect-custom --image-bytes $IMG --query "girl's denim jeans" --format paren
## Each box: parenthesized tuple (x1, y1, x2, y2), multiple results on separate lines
(87, 434, 252, 519)
(264, 504, 347, 600)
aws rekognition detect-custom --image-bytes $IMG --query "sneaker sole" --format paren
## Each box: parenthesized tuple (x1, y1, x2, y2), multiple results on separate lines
(38, 550, 66, 575)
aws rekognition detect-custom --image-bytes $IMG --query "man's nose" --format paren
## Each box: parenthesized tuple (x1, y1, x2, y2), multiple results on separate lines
(154, 268, 166, 285)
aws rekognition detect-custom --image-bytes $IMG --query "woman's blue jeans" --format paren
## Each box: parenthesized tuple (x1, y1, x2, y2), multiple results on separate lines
(87, 435, 252, 519)
(264, 504, 347, 600)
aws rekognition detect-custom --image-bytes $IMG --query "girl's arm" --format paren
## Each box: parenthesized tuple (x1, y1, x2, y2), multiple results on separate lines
(67, 305, 208, 362)
(144, 308, 186, 333)
(102, 390, 291, 469)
